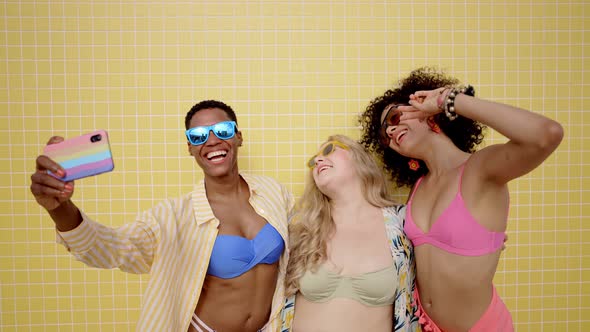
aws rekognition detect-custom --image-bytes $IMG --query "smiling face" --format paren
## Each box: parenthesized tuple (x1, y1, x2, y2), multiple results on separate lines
(187, 107, 243, 178)
(380, 105, 431, 158)
(379, 103, 403, 147)
(309, 140, 356, 194)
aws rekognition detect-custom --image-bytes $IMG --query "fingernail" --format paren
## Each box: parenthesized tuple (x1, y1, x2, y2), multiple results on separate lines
(55, 169, 65, 177)
(64, 184, 73, 191)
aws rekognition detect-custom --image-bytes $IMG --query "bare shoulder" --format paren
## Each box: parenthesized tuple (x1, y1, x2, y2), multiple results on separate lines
(462, 149, 506, 193)
(461, 152, 510, 230)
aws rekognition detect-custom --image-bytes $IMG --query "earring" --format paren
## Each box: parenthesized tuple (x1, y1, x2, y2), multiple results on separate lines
(408, 159, 420, 171)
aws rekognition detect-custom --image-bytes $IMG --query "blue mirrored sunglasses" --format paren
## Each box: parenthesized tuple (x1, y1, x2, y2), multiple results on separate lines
(185, 121, 237, 146)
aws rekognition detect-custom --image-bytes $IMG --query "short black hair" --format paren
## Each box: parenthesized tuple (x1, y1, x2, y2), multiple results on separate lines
(358, 66, 486, 188)
(184, 100, 238, 130)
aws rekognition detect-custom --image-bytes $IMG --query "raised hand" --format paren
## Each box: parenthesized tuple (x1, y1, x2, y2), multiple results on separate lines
(30, 136, 75, 211)
(397, 87, 447, 120)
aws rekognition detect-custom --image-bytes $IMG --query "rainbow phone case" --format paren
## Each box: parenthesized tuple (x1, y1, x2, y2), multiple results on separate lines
(43, 130, 115, 182)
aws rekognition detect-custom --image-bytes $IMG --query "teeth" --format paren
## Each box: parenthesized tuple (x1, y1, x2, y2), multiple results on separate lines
(207, 150, 227, 159)
(396, 130, 407, 144)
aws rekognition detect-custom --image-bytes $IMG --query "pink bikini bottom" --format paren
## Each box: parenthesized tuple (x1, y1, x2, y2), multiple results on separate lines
(413, 286, 514, 332)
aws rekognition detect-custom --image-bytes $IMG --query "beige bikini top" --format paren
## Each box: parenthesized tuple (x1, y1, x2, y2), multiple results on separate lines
(298, 262, 398, 307)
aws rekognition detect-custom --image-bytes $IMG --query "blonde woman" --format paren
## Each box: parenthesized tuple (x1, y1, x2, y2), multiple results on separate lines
(281, 135, 418, 332)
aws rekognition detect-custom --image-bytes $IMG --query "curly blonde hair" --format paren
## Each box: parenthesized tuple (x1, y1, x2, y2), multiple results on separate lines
(285, 134, 397, 297)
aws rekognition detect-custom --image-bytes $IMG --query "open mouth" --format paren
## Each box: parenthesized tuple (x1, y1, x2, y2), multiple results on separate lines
(318, 165, 332, 173)
(206, 150, 228, 162)
(395, 130, 408, 145)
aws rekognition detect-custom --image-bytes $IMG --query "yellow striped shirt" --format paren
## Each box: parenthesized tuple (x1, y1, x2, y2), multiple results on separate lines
(56, 173, 294, 331)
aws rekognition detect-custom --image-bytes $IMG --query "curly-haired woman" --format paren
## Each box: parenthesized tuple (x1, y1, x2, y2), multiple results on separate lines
(359, 67, 563, 331)
(281, 135, 418, 332)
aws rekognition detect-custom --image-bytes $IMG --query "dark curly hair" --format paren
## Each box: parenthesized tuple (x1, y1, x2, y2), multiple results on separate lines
(358, 67, 486, 188)
(185, 100, 238, 130)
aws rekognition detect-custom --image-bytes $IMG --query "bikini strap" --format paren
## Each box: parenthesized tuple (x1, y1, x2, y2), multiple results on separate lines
(408, 176, 425, 205)
(457, 157, 471, 191)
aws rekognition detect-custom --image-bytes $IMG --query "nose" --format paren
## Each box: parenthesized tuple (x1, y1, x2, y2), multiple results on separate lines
(385, 125, 398, 139)
(313, 155, 325, 167)
(204, 130, 222, 145)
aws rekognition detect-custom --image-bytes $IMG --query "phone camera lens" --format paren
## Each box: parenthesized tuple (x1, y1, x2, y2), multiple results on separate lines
(90, 134, 102, 143)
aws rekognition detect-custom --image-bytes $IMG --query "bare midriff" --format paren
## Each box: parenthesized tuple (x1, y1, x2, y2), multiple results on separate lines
(414, 245, 502, 331)
(292, 295, 393, 332)
(188, 263, 279, 332)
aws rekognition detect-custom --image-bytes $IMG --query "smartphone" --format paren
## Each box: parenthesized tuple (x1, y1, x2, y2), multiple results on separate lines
(43, 130, 115, 182)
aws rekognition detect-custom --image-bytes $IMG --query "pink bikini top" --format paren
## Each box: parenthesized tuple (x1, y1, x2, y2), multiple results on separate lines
(404, 164, 507, 256)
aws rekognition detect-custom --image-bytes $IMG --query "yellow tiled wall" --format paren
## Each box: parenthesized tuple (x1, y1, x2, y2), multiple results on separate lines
(1, 1, 587, 331)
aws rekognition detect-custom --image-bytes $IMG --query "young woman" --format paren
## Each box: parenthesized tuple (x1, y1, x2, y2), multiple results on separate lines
(281, 135, 418, 332)
(31, 100, 293, 332)
(359, 67, 563, 331)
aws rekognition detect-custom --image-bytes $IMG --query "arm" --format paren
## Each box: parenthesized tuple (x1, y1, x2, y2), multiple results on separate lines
(56, 210, 159, 274)
(30, 136, 82, 231)
(451, 94, 563, 184)
(403, 88, 564, 185)
(31, 136, 158, 274)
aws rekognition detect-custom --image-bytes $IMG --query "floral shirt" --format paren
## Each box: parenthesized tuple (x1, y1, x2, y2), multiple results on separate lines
(280, 205, 420, 331)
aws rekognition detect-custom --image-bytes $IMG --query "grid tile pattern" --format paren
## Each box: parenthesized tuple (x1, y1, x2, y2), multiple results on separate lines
(1, 1, 588, 331)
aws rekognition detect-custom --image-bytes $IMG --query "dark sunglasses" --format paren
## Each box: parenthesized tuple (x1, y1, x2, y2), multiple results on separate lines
(379, 104, 403, 146)
(307, 141, 349, 169)
(185, 121, 237, 146)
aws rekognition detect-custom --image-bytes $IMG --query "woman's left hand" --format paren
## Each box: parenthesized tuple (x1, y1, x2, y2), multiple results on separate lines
(398, 87, 448, 120)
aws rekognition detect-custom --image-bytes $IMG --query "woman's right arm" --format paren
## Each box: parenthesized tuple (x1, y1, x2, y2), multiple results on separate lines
(56, 210, 159, 274)
(30, 136, 82, 231)
(31, 136, 158, 274)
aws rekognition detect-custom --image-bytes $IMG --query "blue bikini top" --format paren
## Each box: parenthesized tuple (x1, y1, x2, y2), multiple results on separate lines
(207, 223, 285, 279)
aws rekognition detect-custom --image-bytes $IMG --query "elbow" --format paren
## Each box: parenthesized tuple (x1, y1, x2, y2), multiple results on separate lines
(536, 120, 564, 153)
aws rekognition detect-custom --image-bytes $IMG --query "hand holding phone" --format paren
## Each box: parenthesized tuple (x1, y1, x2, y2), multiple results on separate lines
(43, 130, 115, 182)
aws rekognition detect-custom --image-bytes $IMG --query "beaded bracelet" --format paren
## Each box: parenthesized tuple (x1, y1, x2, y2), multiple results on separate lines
(443, 84, 475, 121)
